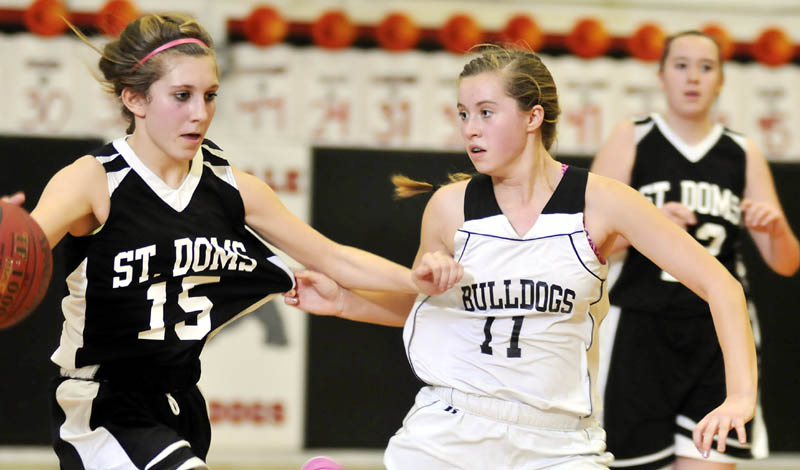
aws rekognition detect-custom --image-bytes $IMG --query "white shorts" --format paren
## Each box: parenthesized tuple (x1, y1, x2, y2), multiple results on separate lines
(384, 386, 613, 470)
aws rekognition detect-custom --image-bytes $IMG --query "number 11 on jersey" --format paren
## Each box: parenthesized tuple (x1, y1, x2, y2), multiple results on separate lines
(481, 315, 525, 358)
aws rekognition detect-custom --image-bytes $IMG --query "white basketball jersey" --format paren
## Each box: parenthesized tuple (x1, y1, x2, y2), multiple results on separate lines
(403, 167, 609, 418)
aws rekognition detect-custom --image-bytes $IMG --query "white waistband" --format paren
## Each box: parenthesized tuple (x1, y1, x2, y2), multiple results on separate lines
(60, 365, 100, 380)
(430, 386, 594, 431)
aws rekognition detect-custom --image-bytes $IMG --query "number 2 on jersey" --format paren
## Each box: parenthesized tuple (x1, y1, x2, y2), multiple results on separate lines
(139, 275, 220, 340)
(481, 315, 524, 358)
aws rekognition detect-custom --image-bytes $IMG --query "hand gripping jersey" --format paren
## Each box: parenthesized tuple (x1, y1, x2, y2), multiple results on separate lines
(403, 167, 608, 418)
(611, 113, 746, 314)
(51, 138, 294, 377)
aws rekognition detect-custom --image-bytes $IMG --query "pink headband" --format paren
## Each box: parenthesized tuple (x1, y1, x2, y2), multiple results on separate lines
(130, 38, 208, 71)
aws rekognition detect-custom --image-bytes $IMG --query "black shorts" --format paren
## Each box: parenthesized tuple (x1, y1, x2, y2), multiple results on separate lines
(50, 374, 211, 470)
(603, 307, 765, 469)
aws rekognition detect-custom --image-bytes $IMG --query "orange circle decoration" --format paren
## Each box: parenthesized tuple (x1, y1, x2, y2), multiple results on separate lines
(376, 12, 420, 51)
(752, 27, 793, 67)
(627, 23, 665, 62)
(242, 6, 288, 47)
(439, 14, 482, 54)
(23, 0, 68, 37)
(311, 10, 357, 50)
(501, 14, 543, 51)
(96, 0, 138, 37)
(701, 23, 734, 61)
(566, 18, 611, 59)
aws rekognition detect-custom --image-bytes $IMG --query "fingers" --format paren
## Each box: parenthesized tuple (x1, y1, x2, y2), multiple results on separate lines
(661, 202, 696, 228)
(693, 415, 749, 458)
(284, 290, 298, 306)
(693, 417, 715, 458)
(0, 191, 25, 205)
(734, 418, 747, 445)
(715, 416, 731, 453)
(741, 198, 782, 233)
(414, 251, 463, 294)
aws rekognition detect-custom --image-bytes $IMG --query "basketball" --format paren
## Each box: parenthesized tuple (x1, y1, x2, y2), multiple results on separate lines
(0, 201, 52, 329)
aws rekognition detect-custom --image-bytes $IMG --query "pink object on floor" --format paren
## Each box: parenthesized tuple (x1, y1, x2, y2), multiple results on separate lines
(302, 456, 344, 470)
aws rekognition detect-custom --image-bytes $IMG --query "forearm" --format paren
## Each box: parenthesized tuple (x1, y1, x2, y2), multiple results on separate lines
(763, 219, 800, 276)
(338, 289, 416, 327)
(707, 279, 758, 400)
(326, 245, 417, 293)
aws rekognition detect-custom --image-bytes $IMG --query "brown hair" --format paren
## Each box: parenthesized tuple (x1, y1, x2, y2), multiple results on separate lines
(71, 14, 215, 133)
(459, 45, 560, 150)
(658, 30, 723, 72)
(394, 45, 560, 198)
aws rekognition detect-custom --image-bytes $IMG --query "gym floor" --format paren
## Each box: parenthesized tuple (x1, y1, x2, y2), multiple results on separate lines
(2, 447, 799, 469)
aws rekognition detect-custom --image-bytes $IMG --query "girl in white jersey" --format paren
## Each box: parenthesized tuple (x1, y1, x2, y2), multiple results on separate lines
(286, 46, 758, 469)
(22, 14, 456, 470)
(592, 31, 800, 470)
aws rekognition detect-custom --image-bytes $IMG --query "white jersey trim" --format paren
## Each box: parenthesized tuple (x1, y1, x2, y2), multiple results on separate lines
(112, 137, 203, 213)
(55, 379, 137, 469)
(650, 113, 724, 163)
(145, 440, 191, 470)
(51, 258, 89, 370)
(634, 118, 655, 145)
(725, 129, 748, 153)
(201, 142, 238, 190)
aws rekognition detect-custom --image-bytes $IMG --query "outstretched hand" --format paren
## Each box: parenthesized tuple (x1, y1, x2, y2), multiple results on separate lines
(412, 251, 463, 296)
(1, 192, 25, 205)
(284, 270, 344, 316)
(692, 394, 754, 457)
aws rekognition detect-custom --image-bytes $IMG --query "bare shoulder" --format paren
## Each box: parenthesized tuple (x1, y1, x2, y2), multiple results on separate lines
(423, 178, 468, 231)
(591, 119, 637, 183)
(585, 171, 656, 254)
(584, 173, 641, 222)
(426, 178, 468, 220)
(417, 178, 468, 254)
(585, 171, 633, 200)
(742, 136, 766, 165)
(48, 154, 108, 197)
(67, 154, 107, 177)
(430, 178, 468, 204)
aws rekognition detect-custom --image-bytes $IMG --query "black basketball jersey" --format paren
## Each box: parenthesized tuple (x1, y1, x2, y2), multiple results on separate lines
(51, 138, 295, 373)
(610, 113, 746, 314)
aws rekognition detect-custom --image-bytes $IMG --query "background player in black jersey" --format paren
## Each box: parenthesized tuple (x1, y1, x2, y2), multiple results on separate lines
(591, 31, 800, 470)
(24, 13, 459, 470)
(285, 45, 759, 470)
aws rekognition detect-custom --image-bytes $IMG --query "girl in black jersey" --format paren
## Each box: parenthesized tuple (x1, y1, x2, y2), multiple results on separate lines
(286, 46, 760, 470)
(592, 31, 800, 470)
(26, 14, 458, 470)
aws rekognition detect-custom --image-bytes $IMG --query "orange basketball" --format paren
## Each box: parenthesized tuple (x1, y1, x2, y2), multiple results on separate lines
(566, 18, 611, 59)
(311, 10, 357, 50)
(501, 15, 543, 52)
(627, 23, 665, 62)
(439, 14, 482, 54)
(0, 201, 52, 329)
(23, 0, 68, 37)
(96, 0, 139, 37)
(376, 12, 420, 52)
(243, 5, 288, 47)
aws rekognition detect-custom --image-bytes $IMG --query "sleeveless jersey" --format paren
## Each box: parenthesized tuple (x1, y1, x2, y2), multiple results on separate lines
(403, 167, 608, 418)
(611, 113, 746, 314)
(51, 138, 295, 374)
